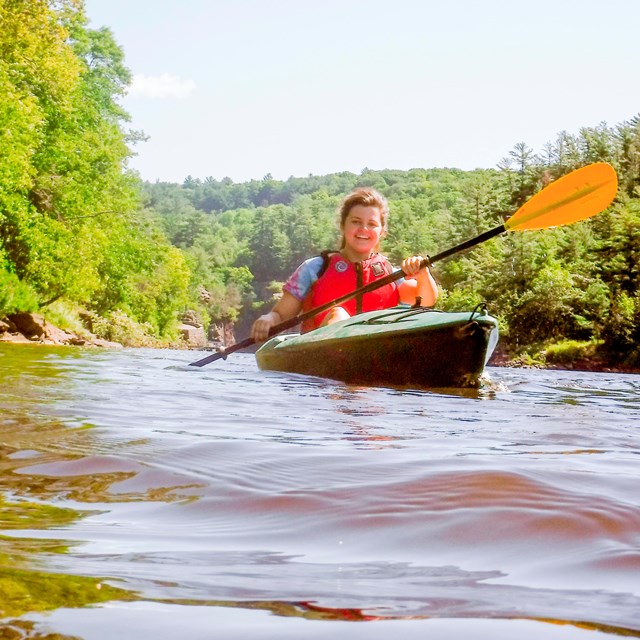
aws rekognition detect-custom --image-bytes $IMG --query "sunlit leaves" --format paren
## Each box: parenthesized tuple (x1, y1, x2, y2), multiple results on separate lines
(0, 0, 193, 338)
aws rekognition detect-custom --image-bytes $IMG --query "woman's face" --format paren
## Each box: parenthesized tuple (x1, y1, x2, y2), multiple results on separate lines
(341, 205, 385, 259)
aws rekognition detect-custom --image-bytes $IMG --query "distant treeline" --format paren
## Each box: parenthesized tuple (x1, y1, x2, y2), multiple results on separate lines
(1, 1, 640, 365)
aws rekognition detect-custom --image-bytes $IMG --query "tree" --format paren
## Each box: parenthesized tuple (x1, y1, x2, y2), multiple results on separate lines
(0, 0, 193, 339)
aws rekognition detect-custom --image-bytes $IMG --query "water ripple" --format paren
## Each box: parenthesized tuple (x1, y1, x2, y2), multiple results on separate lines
(1, 345, 640, 636)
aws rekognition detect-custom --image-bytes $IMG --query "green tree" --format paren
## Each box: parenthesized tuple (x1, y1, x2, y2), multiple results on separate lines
(0, 0, 193, 340)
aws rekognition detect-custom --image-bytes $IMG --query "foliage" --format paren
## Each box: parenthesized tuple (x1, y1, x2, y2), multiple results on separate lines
(543, 339, 601, 365)
(40, 298, 91, 336)
(90, 309, 162, 347)
(601, 291, 640, 366)
(0, 0, 193, 342)
(0, 263, 38, 316)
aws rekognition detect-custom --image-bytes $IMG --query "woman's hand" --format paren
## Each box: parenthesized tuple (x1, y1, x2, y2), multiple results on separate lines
(251, 292, 303, 342)
(401, 255, 429, 278)
(251, 311, 280, 342)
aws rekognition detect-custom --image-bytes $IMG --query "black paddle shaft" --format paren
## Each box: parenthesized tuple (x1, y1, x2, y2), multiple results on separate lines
(188, 224, 506, 367)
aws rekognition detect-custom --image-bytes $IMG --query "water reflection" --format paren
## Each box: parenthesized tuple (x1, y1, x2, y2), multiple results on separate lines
(11, 553, 640, 635)
(1, 345, 640, 637)
(0, 345, 202, 626)
(0, 494, 134, 620)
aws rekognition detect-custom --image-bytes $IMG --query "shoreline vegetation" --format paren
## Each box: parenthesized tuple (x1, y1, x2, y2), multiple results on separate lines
(2, 1, 640, 375)
(2, 311, 639, 376)
(0, 309, 209, 350)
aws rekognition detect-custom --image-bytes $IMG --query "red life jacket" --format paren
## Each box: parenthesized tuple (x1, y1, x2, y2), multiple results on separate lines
(301, 252, 400, 332)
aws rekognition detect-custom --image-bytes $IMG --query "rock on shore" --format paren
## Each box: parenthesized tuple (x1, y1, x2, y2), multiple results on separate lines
(0, 312, 122, 348)
(177, 310, 207, 348)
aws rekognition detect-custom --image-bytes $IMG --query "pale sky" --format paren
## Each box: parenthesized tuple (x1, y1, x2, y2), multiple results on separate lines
(84, 0, 640, 184)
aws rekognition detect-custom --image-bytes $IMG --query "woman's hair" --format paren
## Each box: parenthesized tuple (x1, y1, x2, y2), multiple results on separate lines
(338, 187, 389, 249)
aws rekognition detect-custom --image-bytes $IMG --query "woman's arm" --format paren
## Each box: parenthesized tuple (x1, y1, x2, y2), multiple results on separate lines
(397, 256, 438, 306)
(251, 291, 303, 342)
(251, 256, 324, 341)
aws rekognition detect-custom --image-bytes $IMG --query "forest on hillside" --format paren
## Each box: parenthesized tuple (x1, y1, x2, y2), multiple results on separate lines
(1, 0, 640, 366)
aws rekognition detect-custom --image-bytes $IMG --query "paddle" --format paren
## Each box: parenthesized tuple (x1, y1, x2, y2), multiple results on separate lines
(189, 162, 618, 367)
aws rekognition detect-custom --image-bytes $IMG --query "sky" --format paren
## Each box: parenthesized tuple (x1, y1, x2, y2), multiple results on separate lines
(84, 0, 640, 184)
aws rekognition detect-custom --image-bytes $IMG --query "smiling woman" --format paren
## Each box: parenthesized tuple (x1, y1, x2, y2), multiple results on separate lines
(250, 187, 439, 340)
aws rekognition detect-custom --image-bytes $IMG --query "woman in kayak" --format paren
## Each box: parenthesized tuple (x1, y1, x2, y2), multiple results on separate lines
(251, 187, 438, 341)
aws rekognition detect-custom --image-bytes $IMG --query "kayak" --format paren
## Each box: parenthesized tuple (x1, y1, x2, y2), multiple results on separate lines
(255, 305, 499, 389)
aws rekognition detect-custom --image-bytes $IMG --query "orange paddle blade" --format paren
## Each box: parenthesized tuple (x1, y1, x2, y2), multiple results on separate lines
(505, 163, 618, 231)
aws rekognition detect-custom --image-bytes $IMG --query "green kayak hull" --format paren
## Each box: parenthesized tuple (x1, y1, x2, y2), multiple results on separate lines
(255, 306, 499, 389)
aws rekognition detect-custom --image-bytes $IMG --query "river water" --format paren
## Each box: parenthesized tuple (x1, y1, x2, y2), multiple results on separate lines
(0, 343, 639, 639)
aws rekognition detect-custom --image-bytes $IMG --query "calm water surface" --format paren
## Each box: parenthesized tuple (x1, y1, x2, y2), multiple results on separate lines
(0, 344, 639, 639)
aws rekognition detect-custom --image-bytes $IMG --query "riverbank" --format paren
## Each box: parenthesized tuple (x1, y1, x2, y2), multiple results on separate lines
(0, 310, 211, 351)
(0, 312, 123, 349)
(488, 345, 640, 375)
(3, 312, 639, 375)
